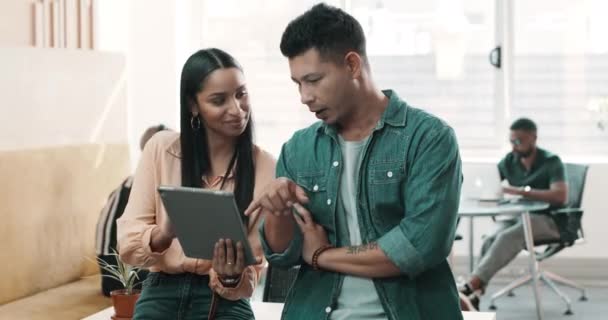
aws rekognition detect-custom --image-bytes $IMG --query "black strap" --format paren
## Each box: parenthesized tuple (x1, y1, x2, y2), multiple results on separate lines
(207, 291, 220, 320)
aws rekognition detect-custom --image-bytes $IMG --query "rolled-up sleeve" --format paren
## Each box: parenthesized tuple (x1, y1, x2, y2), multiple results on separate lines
(377, 124, 462, 277)
(258, 143, 304, 268)
(549, 157, 566, 184)
(259, 217, 303, 267)
(117, 137, 167, 268)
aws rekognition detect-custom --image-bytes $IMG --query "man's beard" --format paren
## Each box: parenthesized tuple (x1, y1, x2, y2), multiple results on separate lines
(515, 149, 533, 158)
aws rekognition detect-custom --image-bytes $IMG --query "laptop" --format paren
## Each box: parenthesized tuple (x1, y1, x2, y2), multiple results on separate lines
(461, 163, 504, 202)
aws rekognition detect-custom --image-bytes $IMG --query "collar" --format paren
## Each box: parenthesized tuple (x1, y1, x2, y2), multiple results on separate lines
(165, 134, 182, 158)
(316, 89, 408, 136)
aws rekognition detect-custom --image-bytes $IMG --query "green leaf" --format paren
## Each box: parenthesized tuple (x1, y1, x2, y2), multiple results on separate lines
(85, 248, 142, 293)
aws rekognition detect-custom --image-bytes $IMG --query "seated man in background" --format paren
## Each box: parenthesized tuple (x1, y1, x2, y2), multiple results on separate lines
(94, 124, 169, 296)
(460, 118, 568, 311)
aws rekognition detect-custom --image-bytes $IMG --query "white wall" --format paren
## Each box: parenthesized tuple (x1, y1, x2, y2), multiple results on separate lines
(0, 47, 127, 151)
(94, 0, 184, 168)
(453, 160, 608, 259)
(126, 0, 180, 166)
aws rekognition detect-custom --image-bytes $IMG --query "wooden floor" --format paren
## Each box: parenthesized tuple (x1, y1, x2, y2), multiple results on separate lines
(0, 276, 111, 320)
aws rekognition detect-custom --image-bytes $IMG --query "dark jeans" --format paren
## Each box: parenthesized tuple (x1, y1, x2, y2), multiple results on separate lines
(134, 272, 254, 320)
(98, 254, 148, 297)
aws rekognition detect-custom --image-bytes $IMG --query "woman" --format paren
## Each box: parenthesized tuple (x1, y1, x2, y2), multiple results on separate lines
(117, 48, 275, 320)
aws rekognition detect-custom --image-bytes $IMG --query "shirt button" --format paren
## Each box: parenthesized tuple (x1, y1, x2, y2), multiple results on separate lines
(333, 161, 339, 167)
(327, 199, 332, 205)
(387, 171, 393, 178)
(325, 306, 332, 313)
(313, 184, 319, 192)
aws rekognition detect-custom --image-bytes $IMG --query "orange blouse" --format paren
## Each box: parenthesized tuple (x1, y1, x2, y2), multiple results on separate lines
(117, 131, 276, 300)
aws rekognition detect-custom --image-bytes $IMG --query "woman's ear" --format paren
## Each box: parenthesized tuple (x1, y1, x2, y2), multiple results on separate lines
(188, 97, 199, 116)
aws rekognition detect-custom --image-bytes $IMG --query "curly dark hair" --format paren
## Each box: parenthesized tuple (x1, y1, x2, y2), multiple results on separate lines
(280, 3, 367, 65)
(510, 118, 537, 133)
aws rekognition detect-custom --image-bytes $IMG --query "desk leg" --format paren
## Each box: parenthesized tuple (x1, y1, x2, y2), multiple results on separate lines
(522, 211, 544, 320)
(468, 216, 474, 273)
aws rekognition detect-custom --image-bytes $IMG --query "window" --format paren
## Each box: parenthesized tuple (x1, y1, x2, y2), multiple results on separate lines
(512, 0, 608, 157)
(193, 0, 608, 158)
(350, 0, 498, 157)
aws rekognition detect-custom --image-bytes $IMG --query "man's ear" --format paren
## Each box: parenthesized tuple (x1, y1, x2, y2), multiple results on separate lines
(344, 51, 363, 79)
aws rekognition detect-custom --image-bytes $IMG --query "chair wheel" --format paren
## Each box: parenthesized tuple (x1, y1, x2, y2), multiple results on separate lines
(564, 309, 573, 316)
(580, 295, 588, 302)
(489, 304, 497, 310)
(507, 291, 515, 297)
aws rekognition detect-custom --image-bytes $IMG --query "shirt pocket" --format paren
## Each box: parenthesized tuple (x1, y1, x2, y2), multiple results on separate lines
(295, 171, 332, 228)
(369, 162, 406, 229)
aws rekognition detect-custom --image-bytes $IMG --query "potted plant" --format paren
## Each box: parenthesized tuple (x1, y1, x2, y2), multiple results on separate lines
(93, 249, 142, 320)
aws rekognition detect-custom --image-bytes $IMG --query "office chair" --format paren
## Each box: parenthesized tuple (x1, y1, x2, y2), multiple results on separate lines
(489, 163, 589, 315)
(262, 265, 300, 303)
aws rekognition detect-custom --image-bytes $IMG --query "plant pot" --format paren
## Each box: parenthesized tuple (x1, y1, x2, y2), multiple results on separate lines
(110, 289, 141, 319)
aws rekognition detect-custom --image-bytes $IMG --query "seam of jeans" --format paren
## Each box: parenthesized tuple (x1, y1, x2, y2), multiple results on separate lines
(176, 273, 193, 320)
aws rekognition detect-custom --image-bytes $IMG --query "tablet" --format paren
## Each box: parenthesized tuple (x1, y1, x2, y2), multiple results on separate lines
(157, 185, 256, 266)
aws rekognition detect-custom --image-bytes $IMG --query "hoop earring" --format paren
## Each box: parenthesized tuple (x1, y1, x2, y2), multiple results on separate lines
(191, 115, 201, 130)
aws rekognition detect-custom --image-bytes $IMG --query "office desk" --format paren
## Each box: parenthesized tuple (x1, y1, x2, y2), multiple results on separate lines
(82, 302, 496, 320)
(459, 200, 549, 320)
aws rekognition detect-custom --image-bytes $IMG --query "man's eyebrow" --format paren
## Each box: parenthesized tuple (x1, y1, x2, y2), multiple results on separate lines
(294, 73, 322, 83)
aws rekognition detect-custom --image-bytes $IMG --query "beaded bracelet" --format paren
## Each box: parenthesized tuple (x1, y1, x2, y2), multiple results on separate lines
(312, 244, 335, 270)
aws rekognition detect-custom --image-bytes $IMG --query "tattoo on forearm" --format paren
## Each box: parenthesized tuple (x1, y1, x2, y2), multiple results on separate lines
(346, 242, 379, 255)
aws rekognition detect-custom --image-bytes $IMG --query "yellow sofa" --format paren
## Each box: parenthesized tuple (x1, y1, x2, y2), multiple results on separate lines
(0, 144, 129, 319)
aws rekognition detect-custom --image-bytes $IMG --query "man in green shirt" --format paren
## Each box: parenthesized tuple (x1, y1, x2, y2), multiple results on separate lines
(459, 118, 568, 311)
(245, 4, 463, 320)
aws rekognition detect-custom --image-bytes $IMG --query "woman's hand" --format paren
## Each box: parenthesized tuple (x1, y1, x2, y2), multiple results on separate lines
(150, 217, 176, 252)
(292, 203, 330, 265)
(159, 216, 176, 240)
(212, 238, 246, 286)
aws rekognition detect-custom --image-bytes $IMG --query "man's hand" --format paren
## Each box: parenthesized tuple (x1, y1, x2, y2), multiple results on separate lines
(245, 177, 309, 217)
(502, 185, 523, 196)
(292, 203, 330, 265)
(503, 182, 567, 205)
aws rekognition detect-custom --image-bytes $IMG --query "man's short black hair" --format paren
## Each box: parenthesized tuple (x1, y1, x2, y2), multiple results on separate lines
(280, 3, 367, 64)
(510, 118, 537, 133)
